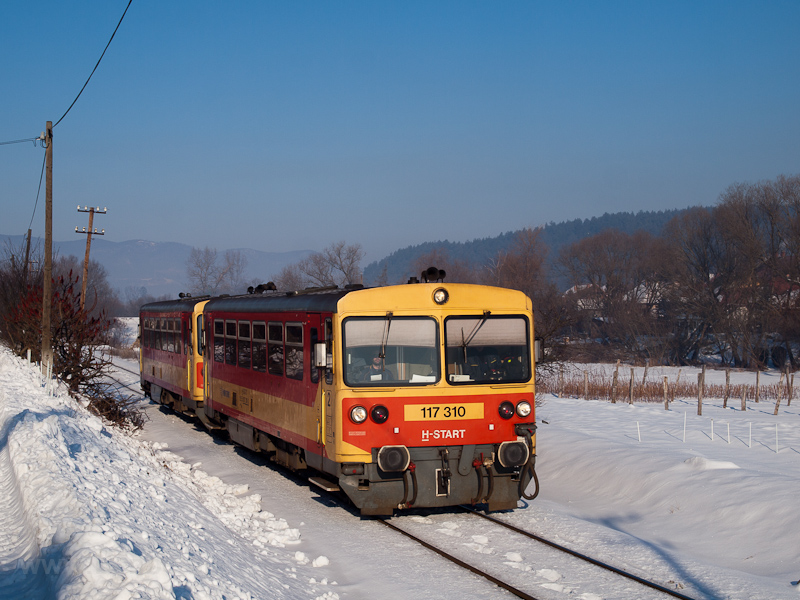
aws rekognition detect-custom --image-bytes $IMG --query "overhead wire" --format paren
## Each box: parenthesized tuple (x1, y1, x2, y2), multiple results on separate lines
(53, 0, 133, 128)
(0, 137, 39, 146)
(4, 0, 133, 235)
(28, 152, 47, 232)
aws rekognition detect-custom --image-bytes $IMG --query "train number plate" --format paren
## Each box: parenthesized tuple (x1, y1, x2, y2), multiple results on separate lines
(404, 403, 483, 421)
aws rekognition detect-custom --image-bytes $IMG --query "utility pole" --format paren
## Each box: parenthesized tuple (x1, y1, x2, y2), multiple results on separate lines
(41, 121, 53, 372)
(75, 206, 106, 311)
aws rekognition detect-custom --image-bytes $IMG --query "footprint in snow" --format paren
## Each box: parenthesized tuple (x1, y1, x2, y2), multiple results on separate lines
(536, 569, 561, 582)
(435, 521, 461, 537)
(463, 542, 493, 554)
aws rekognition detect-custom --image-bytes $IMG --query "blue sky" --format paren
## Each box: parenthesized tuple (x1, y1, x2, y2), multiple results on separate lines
(2, 1, 799, 262)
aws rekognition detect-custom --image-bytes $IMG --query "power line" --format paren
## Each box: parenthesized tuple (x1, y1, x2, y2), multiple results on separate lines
(53, 0, 133, 128)
(28, 152, 47, 231)
(0, 137, 39, 146)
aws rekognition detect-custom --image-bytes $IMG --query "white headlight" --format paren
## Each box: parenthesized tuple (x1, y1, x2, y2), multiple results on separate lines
(433, 288, 449, 305)
(350, 406, 368, 424)
(516, 401, 532, 418)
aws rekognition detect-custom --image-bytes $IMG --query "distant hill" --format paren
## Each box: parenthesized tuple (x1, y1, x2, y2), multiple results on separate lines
(2, 208, 693, 298)
(363, 208, 692, 285)
(0, 235, 311, 299)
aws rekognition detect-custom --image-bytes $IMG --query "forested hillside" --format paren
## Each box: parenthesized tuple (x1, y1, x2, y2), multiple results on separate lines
(363, 208, 690, 286)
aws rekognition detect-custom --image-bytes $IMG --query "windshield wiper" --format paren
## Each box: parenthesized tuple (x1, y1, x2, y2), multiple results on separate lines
(461, 310, 491, 361)
(379, 312, 393, 364)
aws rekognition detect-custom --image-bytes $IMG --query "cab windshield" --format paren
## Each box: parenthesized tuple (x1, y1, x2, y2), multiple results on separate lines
(343, 316, 439, 386)
(445, 315, 530, 384)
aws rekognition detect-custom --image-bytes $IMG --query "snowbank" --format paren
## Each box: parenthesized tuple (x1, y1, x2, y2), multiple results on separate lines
(0, 348, 337, 600)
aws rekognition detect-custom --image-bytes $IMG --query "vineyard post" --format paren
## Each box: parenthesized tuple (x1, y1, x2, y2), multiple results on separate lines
(788, 372, 794, 406)
(663, 376, 669, 410)
(755, 371, 760, 403)
(583, 371, 588, 399)
(642, 359, 648, 385)
(611, 363, 619, 403)
(741, 388, 746, 412)
(629, 368, 634, 404)
(701, 365, 706, 397)
(774, 374, 783, 416)
(723, 369, 730, 408)
(697, 372, 703, 416)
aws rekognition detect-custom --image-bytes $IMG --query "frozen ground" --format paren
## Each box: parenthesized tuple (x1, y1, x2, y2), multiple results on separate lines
(1, 344, 799, 599)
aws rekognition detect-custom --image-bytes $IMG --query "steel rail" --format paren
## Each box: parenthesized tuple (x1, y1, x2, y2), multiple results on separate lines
(460, 506, 697, 600)
(379, 518, 540, 600)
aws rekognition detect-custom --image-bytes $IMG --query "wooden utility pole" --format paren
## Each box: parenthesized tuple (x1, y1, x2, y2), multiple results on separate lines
(41, 121, 53, 372)
(75, 206, 106, 311)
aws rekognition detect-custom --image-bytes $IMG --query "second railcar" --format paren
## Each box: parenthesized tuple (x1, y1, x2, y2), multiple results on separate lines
(140, 296, 210, 415)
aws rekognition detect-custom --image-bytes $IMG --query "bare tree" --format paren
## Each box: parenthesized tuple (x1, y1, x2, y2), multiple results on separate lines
(295, 241, 365, 288)
(559, 229, 668, 361)
(54, 255, 121, 317)
(186, 247, 248, 295)
(486, 228, 575, 361)
(272, 264, 308, 291)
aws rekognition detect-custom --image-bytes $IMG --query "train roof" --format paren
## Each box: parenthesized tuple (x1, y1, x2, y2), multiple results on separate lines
(204, 288, 354, 314)
(139, 296, 211, 314)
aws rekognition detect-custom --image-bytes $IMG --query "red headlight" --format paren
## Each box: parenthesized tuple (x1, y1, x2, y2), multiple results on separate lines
(498, 401, 514, 420)
(371, 405, 389, 424)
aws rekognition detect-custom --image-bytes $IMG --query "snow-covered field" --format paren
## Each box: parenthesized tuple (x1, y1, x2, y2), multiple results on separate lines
(1, 344, 799, 599)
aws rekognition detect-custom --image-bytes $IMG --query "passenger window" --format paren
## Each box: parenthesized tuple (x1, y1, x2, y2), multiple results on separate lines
(252, 322, 266, 372)
(159, 319, 167, 352)
(238, 321, 251, 369)
(285, 323, 303, 381)
(268, 322, 284, 376)
(310, 328, 319, 384)
(214, 320, 225, 363)
(225, 320, 237, 366)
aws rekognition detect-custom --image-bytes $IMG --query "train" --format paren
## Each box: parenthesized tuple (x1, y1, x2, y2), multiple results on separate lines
(139, 271, 539, 516)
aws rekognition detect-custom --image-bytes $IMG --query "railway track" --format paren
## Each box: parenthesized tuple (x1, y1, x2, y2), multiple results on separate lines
(108, 362, 699, 599)
(381, 507, 699, 600)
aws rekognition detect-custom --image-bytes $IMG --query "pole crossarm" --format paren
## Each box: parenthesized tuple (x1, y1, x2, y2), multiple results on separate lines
(74, 206, 108, 311)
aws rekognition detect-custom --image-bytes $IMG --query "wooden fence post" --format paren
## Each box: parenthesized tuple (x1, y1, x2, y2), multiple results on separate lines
(723, 368, 730, 409)
(741, 388, 746, 412)
(584, 371, 589, 399)
(789, 373, 794, 407)
(663, 376, 669, 410)
(755, 371, 760, 403)
(611, 363, 618, 403)
(629, 367, 634, 404)
(775, 373, 784, 416)
(697, 372, 703, 416)
(701, 365, 706, 397)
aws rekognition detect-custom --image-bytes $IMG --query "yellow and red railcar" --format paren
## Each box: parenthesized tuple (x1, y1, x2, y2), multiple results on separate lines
(139, 296, 209, 414)
(201, 280, 538, 515)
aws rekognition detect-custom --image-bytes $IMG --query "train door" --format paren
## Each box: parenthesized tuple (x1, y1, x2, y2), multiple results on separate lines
(183, 313, 191, 395)
(322, 317, 335, 451)
(306, 314, 325, 454)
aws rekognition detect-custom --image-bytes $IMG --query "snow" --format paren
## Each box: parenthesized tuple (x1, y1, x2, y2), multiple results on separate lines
(1, 345, 799, 599)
